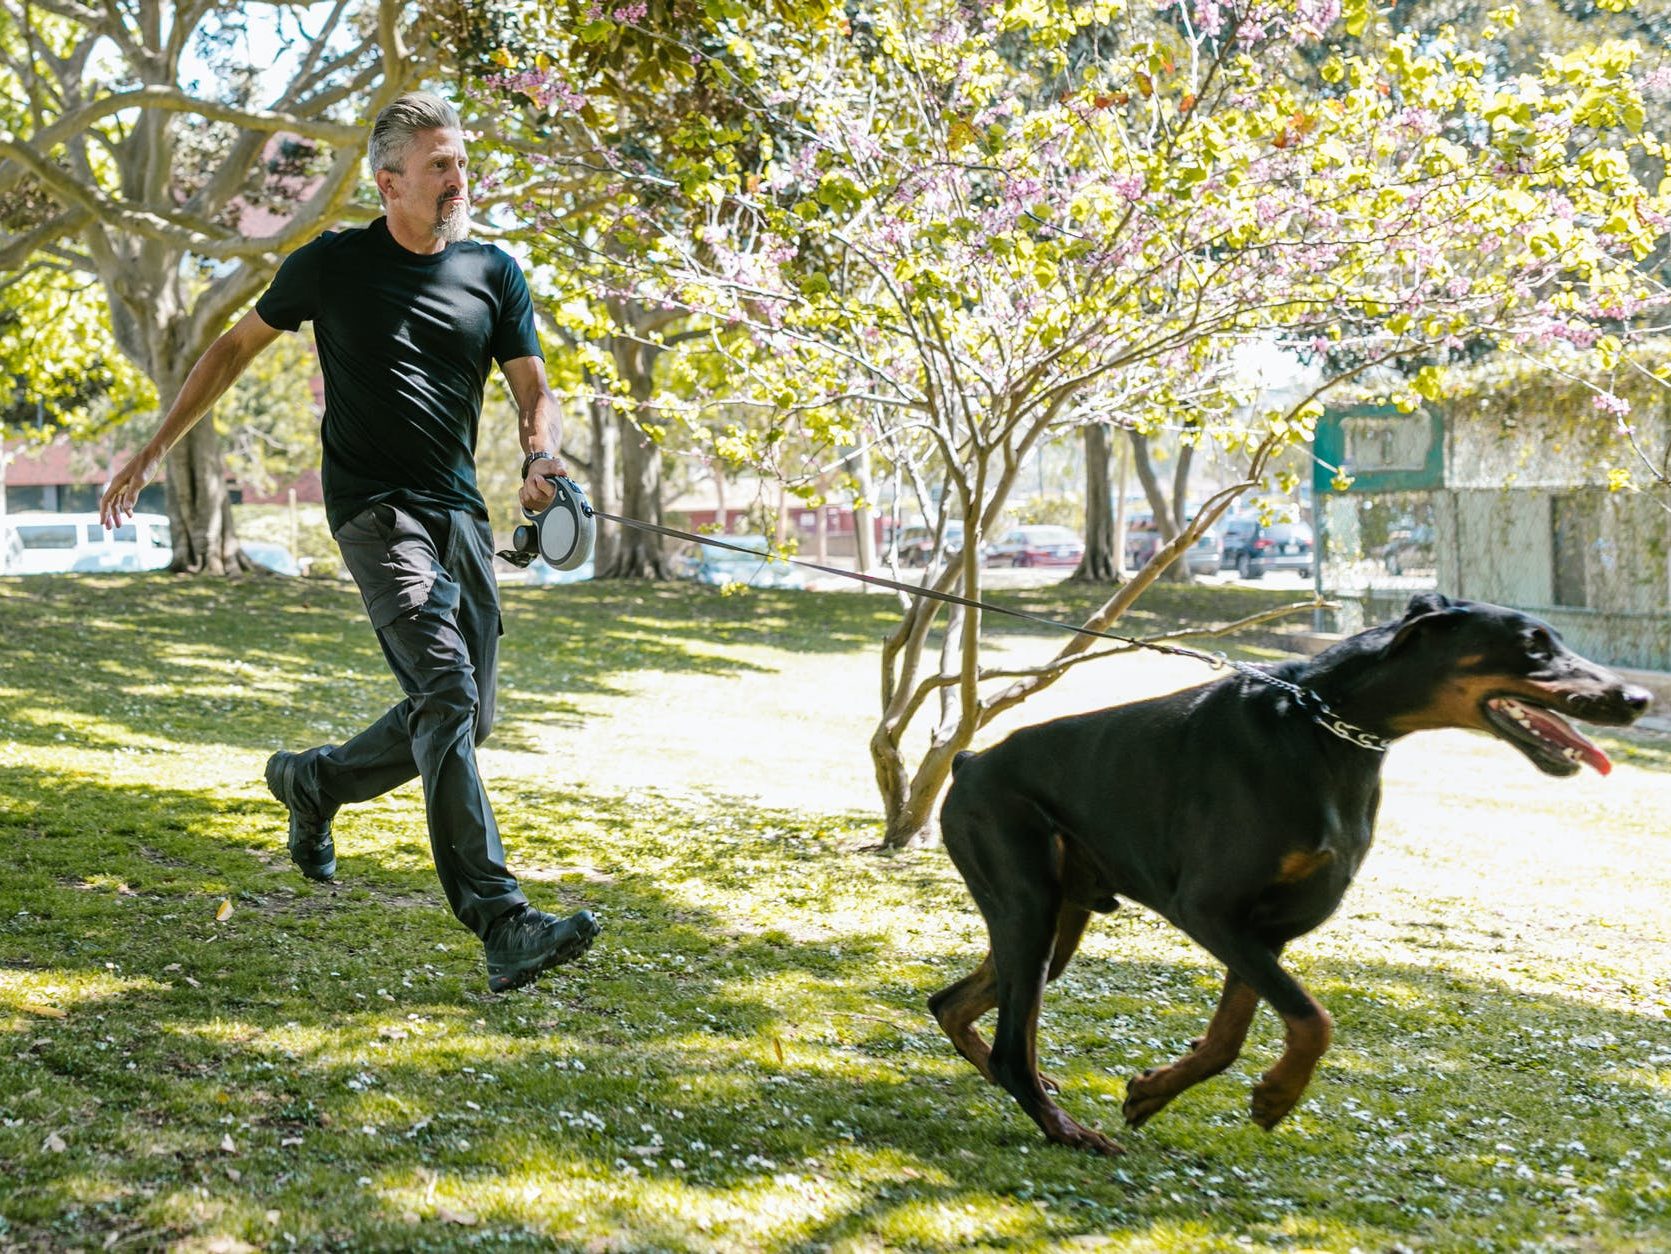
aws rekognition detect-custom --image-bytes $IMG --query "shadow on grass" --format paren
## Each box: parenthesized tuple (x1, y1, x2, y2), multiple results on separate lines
(0, 576, 899, 757)
(1, 769, 1667, 1250)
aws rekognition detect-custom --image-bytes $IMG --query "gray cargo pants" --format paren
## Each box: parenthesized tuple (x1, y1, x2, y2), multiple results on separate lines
(294, 500, 527, 938)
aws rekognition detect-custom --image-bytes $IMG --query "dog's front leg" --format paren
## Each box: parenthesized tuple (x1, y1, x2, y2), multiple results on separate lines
(1250, 995, 1332, 1129)
(1171, 918, 1333, 1130)
(1123, 971, 1259, 1127)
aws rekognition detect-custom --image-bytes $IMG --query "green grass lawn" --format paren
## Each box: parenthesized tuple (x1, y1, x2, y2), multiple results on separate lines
(0, 574, 1667, 1252)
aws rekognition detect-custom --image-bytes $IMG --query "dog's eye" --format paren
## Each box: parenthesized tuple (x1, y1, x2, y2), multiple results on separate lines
(1526, 628, 1555, 660)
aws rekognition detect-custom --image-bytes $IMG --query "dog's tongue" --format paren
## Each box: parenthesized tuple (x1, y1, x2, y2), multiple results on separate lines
(1499, 698, 1612, 775)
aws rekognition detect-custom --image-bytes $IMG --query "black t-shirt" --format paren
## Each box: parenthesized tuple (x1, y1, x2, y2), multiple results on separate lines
(255, 217, 543, 532)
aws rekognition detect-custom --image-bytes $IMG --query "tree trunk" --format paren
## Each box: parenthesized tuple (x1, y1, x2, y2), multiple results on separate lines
(159, 370, 239, 575)
(601, 413, 668, 577)
(586, 374, 622, 574)
(1071, 421, 1118, 582)
(873, 727, 953, 849)
(879, 734, 968, 848)
(1113, 433, 1131, 575)
(596, 331, 669, 579)
(1129, 430, 1189, 582)
(1171, 441, 1195, 530)
(848, 444, 877, 573)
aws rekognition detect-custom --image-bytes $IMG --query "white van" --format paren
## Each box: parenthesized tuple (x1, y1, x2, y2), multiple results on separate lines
(0, 512, 173, 574)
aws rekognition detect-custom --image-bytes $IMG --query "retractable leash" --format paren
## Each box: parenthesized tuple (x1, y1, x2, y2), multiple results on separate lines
(497, 475, 597, 571)
(502, 475, 1389, 753)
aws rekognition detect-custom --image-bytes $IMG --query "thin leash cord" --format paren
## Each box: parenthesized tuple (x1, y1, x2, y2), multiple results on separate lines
(586, 507, 1390, 753)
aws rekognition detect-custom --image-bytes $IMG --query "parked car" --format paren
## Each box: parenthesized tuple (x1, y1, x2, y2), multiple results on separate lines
(1, 511, 172, 575)
(240, 540, 304, 577)
(679, 535, 806, 589)
(1124, 512, 1223, 576)
(1220, 516, 1314, 579)
(890, 521, 964, 569)
(1378, 521, 1434, 575)
(984, 524, 1085, 568)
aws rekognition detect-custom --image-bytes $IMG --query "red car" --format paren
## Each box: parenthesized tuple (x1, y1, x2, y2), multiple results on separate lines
(984, 525, 1085, 567)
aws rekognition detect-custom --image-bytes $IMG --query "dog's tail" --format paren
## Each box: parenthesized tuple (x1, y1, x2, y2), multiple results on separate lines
(951, 749, 975, 775)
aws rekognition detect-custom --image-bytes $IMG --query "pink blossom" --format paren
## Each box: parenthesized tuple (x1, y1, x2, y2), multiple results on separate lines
(1397, 108, 1440, 137)
(1190, 0, 1225, 37)
(612, 2, 647, 22)
(1593, 392, 1630, 419)
(1641, 66, 1671, 100)
(485, 69, 587, 112)
(1294, 0, 1340, 37)
(1110, 173, 1146, 201)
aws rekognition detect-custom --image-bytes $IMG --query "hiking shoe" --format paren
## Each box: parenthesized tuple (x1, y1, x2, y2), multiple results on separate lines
(264, 749, 337, 882)
(485, 907, 600, 993)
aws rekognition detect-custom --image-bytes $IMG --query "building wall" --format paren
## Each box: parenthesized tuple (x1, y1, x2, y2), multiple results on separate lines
(3, 435, 321, 513)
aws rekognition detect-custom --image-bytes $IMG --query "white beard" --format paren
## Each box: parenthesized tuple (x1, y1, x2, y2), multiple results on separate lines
(436, 201, 471, 243)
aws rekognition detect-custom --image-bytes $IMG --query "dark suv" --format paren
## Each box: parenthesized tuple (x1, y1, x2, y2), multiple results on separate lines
(1220, 517, 1314, 579)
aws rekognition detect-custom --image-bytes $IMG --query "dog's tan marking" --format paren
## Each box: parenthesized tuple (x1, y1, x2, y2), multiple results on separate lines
(1388, 673, 1506, 734)
(1275, 849, 1334, 884)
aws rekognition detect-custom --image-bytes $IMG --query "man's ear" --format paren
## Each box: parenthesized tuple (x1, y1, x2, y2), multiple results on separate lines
(1388, 596, 1466, 654)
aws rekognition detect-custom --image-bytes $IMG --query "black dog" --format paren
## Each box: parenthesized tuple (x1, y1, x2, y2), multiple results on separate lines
(930, 594, 1650, 1154)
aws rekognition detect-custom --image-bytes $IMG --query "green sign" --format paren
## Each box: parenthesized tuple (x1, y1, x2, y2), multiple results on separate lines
(1313, 404, 1445, 495)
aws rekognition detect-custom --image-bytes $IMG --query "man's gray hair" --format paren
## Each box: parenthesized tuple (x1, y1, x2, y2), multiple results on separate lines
(368, 91, 461, 176)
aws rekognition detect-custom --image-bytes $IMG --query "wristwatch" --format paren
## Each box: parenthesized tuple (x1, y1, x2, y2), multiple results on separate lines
(520, 449, 556, 480)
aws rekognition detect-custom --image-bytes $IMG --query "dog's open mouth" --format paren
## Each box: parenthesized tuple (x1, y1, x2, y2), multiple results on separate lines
(1483, 696, 1611, 777)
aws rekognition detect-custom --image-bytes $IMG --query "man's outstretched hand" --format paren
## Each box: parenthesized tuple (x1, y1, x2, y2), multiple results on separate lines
(100, 453, 160, 530)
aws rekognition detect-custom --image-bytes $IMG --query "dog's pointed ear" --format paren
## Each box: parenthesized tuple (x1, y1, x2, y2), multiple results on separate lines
(1403, 592, 1451, 617)
(1388, 593, 1465, 654)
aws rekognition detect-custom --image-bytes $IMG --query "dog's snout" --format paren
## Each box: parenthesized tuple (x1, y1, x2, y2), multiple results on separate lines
(1622, 686, 1652, 715)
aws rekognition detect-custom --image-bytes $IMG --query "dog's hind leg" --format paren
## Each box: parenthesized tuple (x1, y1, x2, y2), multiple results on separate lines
(928, 952, 999, 1083)
(940, 794, 1119, 1153)
(929, 903, 1092, 1093)
(1122, 971, 1259, 1128)
(986, 898, 1121, 1155)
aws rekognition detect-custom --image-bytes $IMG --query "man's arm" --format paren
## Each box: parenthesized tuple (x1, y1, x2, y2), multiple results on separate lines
(99, 309, 285, 528)
(500, 354, 566, 512)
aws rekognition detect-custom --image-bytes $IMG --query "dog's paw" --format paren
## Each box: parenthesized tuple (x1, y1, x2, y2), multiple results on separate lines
(1121, 1072, 1176, 1128)
(1045, 1114, 1125, 1157)
(1249, 1078, 1303, 1130)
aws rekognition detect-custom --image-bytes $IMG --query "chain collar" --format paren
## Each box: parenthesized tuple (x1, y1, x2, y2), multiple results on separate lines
(1206, 654, 1392, 754)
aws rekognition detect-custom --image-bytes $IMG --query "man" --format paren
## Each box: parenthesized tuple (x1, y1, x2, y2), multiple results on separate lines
(100, 91, 600, 994)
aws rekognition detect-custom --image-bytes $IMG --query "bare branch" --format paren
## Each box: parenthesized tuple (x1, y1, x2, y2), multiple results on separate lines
(0, 207, 92, 270)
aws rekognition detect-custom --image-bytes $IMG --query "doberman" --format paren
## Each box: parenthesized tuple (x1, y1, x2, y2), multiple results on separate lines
(930, 594, 1650, 1155)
